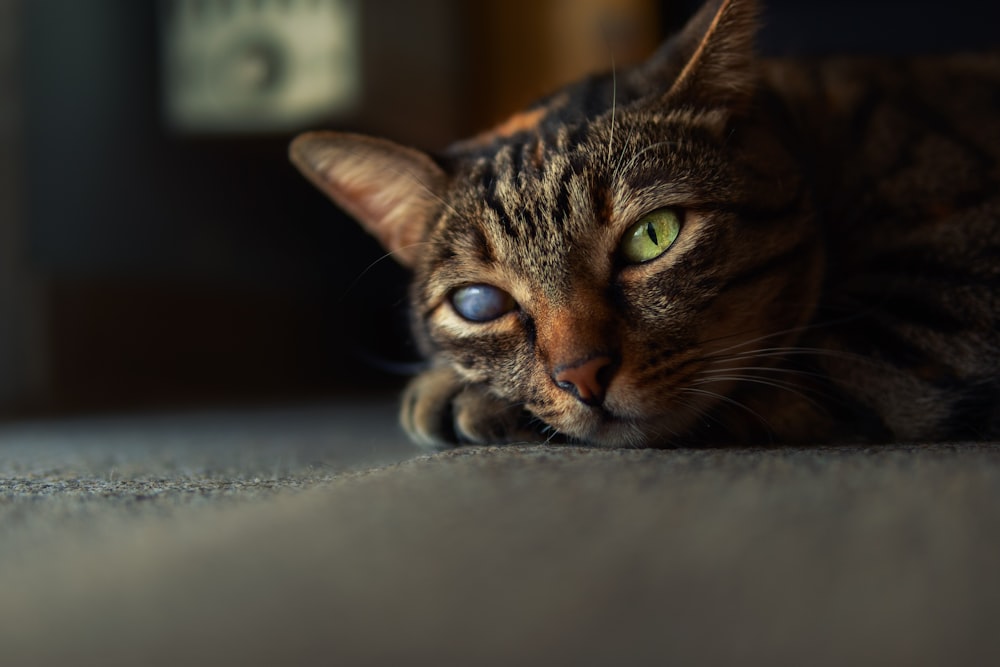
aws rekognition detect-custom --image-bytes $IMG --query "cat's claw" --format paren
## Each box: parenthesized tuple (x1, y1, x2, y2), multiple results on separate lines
(401, 366, 539, 449)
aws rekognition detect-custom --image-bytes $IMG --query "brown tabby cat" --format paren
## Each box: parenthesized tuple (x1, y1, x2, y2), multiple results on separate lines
(291, 0, 1000, 449)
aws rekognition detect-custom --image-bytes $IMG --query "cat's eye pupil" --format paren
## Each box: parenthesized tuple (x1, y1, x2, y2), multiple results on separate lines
(646, 222, 659, 246)
(451, 284, 516, 323)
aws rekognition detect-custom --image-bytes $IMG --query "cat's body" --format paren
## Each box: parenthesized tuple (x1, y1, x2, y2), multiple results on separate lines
(292, 0, 1000, 448)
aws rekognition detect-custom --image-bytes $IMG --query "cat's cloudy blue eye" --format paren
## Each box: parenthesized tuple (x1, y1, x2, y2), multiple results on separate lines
(450, 284, 516, 323)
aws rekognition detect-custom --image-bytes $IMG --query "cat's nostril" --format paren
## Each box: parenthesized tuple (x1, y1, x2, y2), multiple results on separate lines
(552, 355, 617, 407)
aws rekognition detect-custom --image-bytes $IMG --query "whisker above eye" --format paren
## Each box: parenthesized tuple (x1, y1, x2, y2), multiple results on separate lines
(606, 50, 617, 166)
(619, 140, 679, 179)
(612, 123, 638, 182)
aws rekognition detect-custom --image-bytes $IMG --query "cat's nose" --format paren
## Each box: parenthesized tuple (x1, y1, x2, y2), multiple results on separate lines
(552, 355, 618, 407)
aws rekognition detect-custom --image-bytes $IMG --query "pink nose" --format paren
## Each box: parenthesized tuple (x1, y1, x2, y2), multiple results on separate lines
(552, 355, 617, 406)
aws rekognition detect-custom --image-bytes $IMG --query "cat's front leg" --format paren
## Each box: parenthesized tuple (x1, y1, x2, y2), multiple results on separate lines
(401, 365, 540, 449)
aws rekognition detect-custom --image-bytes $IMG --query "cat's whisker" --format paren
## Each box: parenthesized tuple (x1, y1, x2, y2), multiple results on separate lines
(699, 330, 869, 367)
(606, 416, 650, 449)
(692, 347, 920, 420)
(613, 130, 635, 183)
(700, 322, 823, 358)
(695, 300, 898, 360)
(690, 374, 825, 411)
(606, 50, 617, 165)
(692, 366, 874, 418)
(697, 368, 856, 410)
(672, 394, 728, 433)
(677, 386, 774, 436)
(542, 427, 563, 445)
(706, 345, 879, 368)
(649, 398, 701, 439)
(700, 364, 831, 382)
(693, 370, 814, 391)
(699, 366, 830, 389)
(338, 241, 441, 302)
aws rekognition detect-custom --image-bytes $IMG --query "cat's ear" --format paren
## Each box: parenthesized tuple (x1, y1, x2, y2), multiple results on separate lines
(647, 0, 758, 111)
(289, 131, 447, 267)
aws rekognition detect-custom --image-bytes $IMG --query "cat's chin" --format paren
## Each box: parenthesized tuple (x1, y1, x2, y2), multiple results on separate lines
(546, 410, 665, 449)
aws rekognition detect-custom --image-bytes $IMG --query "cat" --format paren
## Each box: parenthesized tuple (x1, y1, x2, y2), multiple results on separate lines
(290, 0, 1000, 449)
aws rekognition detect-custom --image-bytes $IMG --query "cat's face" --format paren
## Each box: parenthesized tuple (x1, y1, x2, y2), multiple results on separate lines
(291, 0, 824, 446)
(409, 98, 820, 445)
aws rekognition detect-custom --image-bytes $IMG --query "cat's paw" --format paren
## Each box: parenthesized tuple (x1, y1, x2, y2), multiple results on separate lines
(401, 366, 540, 449)
(450, 384, 540, 445)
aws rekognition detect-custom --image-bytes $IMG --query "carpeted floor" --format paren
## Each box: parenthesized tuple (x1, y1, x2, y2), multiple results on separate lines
(1, 398, 999, 666)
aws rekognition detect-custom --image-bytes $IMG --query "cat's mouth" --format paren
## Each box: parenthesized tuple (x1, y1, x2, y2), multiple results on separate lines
(538, 385, 713, 448)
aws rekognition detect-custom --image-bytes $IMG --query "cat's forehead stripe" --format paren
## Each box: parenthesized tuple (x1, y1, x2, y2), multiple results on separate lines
(475, 145, 557, 240)
(455, 95, 570, 151)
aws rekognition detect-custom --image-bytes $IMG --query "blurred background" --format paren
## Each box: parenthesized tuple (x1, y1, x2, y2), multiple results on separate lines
(1, 0, 997, 417)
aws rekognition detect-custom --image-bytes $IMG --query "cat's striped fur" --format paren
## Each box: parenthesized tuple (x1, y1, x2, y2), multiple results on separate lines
(291, 0, 1000, 448)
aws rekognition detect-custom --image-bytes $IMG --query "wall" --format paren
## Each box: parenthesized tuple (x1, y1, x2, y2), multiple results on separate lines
(0, 0, 47, 413)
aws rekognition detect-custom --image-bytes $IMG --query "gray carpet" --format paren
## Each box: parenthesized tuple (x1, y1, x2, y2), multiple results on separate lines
(2, 399, 999, 666)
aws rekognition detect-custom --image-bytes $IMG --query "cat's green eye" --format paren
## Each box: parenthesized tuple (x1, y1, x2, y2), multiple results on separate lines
(620, 208, 682, 264)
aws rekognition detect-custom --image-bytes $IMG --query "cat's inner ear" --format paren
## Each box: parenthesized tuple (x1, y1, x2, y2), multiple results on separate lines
(647, 0, 759, 111)
(289, 131, 447, 267)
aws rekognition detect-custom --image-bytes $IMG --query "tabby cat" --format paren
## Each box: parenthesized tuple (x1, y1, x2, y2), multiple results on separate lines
(291, 0, 1000, 448)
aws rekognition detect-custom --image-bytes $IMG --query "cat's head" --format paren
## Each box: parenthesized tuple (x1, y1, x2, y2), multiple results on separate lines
(290, 0, 823, 446)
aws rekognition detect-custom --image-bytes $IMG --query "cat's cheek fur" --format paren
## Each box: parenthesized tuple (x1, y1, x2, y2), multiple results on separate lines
(568, 257, 822, 446)
(426, 310, 525, 385)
